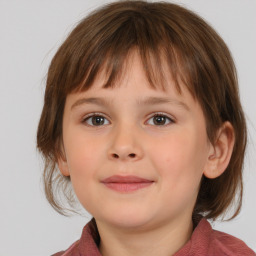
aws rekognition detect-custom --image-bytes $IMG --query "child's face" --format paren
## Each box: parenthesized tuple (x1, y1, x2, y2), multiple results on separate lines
(59, 52, 213, 230)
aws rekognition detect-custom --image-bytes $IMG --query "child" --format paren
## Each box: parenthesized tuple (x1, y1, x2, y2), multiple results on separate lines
(37, 1, 255, 255)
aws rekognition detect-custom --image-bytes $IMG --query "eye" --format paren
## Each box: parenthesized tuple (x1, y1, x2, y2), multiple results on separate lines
(147, 113, 174, 126)
(82, 114, 110, 126)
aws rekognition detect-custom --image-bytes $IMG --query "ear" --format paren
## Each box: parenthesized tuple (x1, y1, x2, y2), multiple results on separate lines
(203, 121, 235, 179)
(57, 142, 70, 177)
(57, 157, 70, 177)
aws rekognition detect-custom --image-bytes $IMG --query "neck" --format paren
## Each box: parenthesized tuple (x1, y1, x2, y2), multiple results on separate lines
(97, 216, 193, 256)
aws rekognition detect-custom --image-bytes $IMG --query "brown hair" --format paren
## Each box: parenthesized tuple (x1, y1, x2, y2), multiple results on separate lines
(37, 0, 247, 219)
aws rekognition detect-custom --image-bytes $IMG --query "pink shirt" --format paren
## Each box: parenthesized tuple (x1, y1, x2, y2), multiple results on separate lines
(53, 218, 255, 256)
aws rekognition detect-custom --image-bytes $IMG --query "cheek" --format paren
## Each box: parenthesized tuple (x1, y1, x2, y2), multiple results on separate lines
(63, 132, 104, 209)
(64, 130, 102, 180)
(151, 128, 208, 186)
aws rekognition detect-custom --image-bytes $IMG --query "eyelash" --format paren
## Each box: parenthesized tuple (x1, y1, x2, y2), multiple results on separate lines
(81, 112, 175, 127)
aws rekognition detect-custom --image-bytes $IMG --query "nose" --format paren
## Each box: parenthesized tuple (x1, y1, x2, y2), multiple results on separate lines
(108, 124, 143, 161)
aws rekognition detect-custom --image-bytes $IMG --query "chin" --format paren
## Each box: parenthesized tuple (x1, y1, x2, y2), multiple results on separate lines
(96, 210, 157, 230)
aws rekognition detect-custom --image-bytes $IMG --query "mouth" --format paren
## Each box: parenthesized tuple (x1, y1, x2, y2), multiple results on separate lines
(101, 175, 154, 193)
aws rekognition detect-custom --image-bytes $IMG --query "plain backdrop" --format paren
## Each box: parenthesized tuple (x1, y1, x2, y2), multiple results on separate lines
(0, 0, 255, 255)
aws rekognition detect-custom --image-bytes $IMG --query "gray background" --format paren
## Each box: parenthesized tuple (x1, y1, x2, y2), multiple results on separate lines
(0, 0, 255, 255)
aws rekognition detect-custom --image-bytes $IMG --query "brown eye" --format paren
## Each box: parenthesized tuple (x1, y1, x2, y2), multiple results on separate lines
(147, 114, 174, 126)
(153, 116, 167, 125)
(83, 115, 110, 126)
(92, 116, 105, 126)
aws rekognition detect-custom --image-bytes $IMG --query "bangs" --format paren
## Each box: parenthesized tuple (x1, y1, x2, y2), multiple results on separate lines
(77, 44, 184, 94)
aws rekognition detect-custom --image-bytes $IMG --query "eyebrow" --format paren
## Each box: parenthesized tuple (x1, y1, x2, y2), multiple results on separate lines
(71, 96, 190, 111)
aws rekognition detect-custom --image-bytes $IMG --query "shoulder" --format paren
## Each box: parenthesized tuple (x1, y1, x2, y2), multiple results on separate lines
(197, 219, 255, 256)
(175, 218, 255, 256)
(209, 226, 255, 256)
(51, 240, 80, 256)
(51, 219, 101, 256)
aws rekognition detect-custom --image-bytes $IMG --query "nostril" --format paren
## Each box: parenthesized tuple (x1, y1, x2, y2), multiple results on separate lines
(110, 153, 136, 159)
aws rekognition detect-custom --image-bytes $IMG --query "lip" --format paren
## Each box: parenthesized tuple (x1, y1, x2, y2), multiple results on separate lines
(101, 175, 154, 193)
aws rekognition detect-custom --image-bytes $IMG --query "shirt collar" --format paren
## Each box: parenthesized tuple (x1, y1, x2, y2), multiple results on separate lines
(77, 216, 211, 256)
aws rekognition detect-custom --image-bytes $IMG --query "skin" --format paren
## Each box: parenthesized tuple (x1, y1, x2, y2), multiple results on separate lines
(58, 52, 235, 256)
